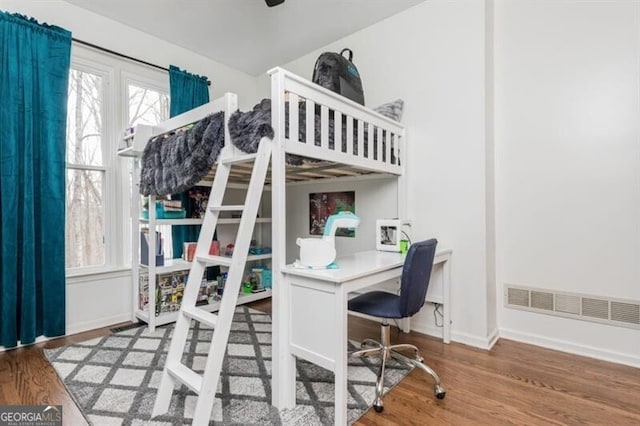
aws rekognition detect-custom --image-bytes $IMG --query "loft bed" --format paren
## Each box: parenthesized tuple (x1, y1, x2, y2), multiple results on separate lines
(122, 67, 405, 188)
(119, 67, 406, 329)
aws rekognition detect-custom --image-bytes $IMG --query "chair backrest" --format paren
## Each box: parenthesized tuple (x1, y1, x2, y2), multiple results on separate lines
(398, 239, 438, 318)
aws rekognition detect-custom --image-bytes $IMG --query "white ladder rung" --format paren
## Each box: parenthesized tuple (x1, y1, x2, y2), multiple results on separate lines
(166, 362, 203, 394)
(182, 306, 218, 328)
(209, 205, 245, 212)
(220, 153, 258, 164)
(196, 255, 233, 267)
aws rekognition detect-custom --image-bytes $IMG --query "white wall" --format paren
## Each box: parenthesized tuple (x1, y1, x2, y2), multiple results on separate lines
(1, 0, 258, 335)
(285, 177, 400, 263)
(65, 271, 132, 335)
(495, 0, 640, 366)
(272, 0, 495, 348)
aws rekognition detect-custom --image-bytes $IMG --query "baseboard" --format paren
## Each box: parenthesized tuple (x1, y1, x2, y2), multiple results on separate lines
(409, 323, 498, 350)
(0, 335, 53, 353)
(0, 314, 132, 353)
(486, 327, 500, 350)
(450, 329, 496, 350)
(66, 313, 133, 336)
(407, 323, 446, 341)
(499, 327, 640, 368)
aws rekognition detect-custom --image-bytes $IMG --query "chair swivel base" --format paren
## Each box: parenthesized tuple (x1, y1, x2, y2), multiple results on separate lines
(350, 324, 446, 413)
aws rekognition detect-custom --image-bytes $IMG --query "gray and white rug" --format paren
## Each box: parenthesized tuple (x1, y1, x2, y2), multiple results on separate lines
(45, 307, 411, 425)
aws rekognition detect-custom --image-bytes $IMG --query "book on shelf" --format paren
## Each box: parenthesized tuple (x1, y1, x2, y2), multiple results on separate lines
(183, 242, 197, 262)
(162, 199, 183, 211)
(140, 230, 164, 266)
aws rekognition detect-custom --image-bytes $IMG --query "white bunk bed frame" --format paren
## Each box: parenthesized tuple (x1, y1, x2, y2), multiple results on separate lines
(121, 66, 406, 338)
(121, 67, 406, 421)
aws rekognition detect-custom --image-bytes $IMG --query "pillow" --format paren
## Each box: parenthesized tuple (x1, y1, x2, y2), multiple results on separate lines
(374, 99, 404, 122)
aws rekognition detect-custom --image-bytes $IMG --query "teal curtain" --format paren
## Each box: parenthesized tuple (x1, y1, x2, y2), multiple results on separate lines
(169, 65, 210, 259)
(0, 13, 71, 348)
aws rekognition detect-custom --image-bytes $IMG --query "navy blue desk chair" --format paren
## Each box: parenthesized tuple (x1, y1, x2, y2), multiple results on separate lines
(348, 238, 445, 412)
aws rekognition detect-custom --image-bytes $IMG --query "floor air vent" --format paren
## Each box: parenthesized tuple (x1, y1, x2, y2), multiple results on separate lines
(611, 302, 640, 325)
(504, 285, 640, 330)
(554, 294, 580, 315)
(531, 291, 554, 311)
(507, 287, 529, 307)
(582, 298, 608, 320)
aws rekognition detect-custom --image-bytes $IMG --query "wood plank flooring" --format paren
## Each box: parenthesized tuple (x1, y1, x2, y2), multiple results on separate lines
(1, 300, 638, 425)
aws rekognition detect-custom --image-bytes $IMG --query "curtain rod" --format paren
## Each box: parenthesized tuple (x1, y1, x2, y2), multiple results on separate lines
(72, 38, 212, 86)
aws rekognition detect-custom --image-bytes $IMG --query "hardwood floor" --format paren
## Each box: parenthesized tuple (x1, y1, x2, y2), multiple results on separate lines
(1, 300, 639, 425)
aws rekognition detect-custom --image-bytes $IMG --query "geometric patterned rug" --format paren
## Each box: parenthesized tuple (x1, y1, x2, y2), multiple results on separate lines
(44, 306, 411, 425)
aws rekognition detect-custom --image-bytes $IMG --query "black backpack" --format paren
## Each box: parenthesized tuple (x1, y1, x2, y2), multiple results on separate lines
(312, 48, 365, 105)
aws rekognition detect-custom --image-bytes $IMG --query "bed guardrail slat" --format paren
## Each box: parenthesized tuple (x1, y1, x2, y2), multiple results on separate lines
(289, 93, 299, 143)
(377, 127, 383, 163)
(306, 100, 315, 146)
(320, 105, 329, 150)
(367, 123, 373, 160)
(358, 120, 365, 159)
(334, 111, 343, 153)
(346, 116, 354, 156)
(393, 134, 400, 165)
(384, 130, 391, 164)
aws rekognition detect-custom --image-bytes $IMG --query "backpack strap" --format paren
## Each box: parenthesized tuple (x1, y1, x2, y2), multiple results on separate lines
(340, 48, 353, 62)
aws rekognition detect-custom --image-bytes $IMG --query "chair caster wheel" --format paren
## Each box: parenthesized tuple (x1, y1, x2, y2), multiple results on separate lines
(373, 404, 384, 413)
(435, 385, 446, 399)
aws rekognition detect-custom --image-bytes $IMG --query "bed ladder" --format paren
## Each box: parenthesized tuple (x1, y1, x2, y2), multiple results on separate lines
(152, 138, 272, 425)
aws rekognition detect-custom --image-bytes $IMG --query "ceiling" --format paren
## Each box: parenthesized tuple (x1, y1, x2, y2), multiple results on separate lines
(64, 0, 425, 75)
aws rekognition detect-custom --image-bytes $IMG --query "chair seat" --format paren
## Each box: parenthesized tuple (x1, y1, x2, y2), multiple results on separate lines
(348, 291, 403, 319)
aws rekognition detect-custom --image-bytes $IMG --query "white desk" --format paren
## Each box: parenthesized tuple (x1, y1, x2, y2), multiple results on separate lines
(273, 249, 451, 425)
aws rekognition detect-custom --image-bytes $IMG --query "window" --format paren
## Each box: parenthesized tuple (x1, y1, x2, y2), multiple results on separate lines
(65, 48, 168, 276)
(65, 68, 107, 269)
(125, 79, 172, 258)
(127, 83, 169, 126)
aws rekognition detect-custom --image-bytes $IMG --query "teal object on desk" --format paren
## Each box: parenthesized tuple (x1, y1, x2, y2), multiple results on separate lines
(322, 211, 360, 237)
(296, 212, 360, 268)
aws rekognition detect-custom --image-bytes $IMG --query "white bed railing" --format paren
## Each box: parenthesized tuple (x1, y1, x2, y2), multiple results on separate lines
(268, 67, 405, 175)
(120, 93, 238, 158)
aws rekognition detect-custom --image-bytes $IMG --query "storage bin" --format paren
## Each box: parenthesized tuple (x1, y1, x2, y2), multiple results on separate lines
(141, 201, 164, 219)
(141, 201, 186, 219)
(163, 209, 186, 219)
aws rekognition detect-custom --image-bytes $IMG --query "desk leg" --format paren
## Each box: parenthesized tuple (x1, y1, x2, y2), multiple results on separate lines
(443, 257, 451, 344)
(272, 275, 297, 409)
(334, 284, 349, 425)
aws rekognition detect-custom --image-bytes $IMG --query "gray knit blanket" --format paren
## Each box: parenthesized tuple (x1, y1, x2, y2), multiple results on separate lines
(139, 98, 367, 196)
(140, 112, 225, 196)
